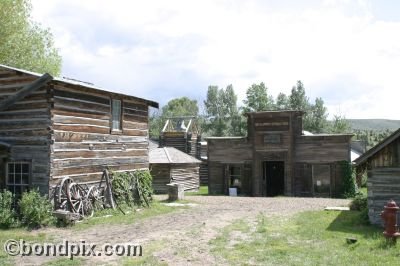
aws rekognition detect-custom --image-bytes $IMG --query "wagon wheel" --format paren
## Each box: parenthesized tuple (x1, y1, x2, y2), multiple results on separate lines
(67, 182, 93, 218)
(56, 177, 74, 211)
(87, 186, 105, 211)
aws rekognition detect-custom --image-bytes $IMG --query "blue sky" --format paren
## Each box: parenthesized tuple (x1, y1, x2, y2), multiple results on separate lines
(31, 0, 400, 119)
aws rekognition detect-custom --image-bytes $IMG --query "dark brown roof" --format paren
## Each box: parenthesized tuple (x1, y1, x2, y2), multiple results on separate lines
(354, 128, 400, 166)
(149, 147, 201, 164)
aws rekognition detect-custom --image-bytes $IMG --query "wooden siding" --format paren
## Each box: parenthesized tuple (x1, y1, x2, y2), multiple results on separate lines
(151, 163, 200, 193)
(295, 135, 351, 163)
(0, 69, 51, 193)
(365, 138, 400, 169)
(49, 83, 150, 187)
(150, 164, 171, 193)
(367, 168, 400, 225)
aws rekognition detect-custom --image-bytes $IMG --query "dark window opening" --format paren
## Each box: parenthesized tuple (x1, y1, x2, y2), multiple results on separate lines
(6, 162, 30, 199)
(263, 161, 285, 196)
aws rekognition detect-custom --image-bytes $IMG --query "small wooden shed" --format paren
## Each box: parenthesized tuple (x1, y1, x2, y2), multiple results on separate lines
(354, 128, 400, 225)
(149, 143, 201, 193)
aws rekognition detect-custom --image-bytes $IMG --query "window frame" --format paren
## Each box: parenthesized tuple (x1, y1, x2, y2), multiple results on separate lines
(110, 98, 123, 133)
(312, 164, 331, 196)
(5, 161, 31, 197)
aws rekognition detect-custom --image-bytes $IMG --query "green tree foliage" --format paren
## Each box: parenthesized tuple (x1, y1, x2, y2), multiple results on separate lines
(0, 0, 62, 75)
(149, 97, 199, 138)
(289, 81, 309, 111)
(275, 92, 289, 110)
(329, 114, 351, 133)
(307, 97, 328, 133)
(204, 85, 245, 136)
(243, 82, 274, 112)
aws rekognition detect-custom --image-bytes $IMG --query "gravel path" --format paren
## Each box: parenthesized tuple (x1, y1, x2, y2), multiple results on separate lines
(16, 196, 350, 265)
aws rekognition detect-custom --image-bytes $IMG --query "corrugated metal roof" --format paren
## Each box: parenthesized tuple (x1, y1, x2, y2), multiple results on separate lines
(149, 147, 201, 164)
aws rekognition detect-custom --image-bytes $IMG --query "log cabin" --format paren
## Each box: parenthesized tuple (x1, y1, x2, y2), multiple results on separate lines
(0, 64, 158, 198)
(354, 128, 400, 225)
(207, 111, 353, 197)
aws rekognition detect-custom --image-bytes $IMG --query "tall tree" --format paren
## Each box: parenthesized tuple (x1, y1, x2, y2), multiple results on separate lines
(275, 92, 289, 110)
(243, 82, 274, 112)
(330, 114, 351, 133)
(307, 97, 328, 133)
(0, 0, 62, 75)
(204, 85, 243, 136)
(289, 80, 309, 111)
(161, 97, 199, 118)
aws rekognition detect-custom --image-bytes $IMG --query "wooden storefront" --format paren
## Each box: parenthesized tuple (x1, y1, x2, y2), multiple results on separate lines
(207, 111, 352, 197)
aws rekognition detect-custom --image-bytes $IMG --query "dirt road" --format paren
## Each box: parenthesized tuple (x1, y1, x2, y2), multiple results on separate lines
(16, 196, 350, 265)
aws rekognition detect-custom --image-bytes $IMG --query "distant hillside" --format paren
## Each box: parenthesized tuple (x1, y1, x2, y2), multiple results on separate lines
(348, 119, 400, 131)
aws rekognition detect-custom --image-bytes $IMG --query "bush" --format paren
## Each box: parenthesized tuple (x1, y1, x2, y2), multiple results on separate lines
(350, 192, 369, 224)
(340, 161, 356, 198)
(19, 189, 54, 228)
(112, 170, 153, 207)
(0, 189, 16, 229)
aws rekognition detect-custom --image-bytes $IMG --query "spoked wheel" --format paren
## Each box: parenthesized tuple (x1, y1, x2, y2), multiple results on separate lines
(87, 186, 105, 212)
(56, 177, 74, 211)
(67, 182, 93, 218)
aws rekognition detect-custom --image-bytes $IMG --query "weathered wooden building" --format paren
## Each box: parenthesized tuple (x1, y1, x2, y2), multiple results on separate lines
(207, 111, 353, 197)
(149, 141, 201, 193)
(0, 65, 158, 197)
(354, 128, 400, 225)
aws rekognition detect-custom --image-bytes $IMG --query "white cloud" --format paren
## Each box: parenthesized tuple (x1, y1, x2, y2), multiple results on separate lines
(30, 0, 400, 119)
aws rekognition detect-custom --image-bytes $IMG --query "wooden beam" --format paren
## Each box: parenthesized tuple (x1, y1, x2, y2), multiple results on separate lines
(0, 73, 53, 111)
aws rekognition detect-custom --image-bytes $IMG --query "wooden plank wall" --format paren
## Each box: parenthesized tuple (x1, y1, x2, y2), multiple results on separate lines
(207, 138, 252, 194)
(171, 164, 200, 191)
(0, 68, 51, 193)
(199, 161, 208, 185)
(150, 164, 171, 193)
(367, 168, 400, 225)
(366, 139, 400, 169)
(295, 135, 351, 163)
(49, 83, 150, 188)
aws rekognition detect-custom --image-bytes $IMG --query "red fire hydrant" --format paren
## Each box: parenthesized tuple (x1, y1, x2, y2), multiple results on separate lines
(381, 199, 400, 242)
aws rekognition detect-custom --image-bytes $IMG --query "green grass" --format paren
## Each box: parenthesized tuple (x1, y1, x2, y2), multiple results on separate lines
(120, 240, 168, 266)
(0, 228, 50, 265)
(73, 201, 181, 230)
(44, 257, 85, 266)
(211, 210, 400, 266)
(185, 185, 208, 196)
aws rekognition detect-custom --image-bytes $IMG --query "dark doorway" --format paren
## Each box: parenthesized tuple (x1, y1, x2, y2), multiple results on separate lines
(263, 161, 285, 196)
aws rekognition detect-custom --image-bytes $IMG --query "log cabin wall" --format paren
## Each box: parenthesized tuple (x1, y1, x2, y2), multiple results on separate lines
(170, 163, 200, 191)
(0, 68, 52, 194)
(207, 137, 252, 194)
(49, 82, 152, 190)
(150, 164, 171, 193)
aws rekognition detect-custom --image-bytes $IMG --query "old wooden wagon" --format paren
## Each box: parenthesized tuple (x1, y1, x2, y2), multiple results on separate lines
(0, 64, 158, 200)
(207, 111, 353, 197)
(354, 128, 400, 225)
(149, 141, 201, 193)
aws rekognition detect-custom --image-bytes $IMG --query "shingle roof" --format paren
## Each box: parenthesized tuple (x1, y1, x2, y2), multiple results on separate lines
(149, 147, 201, 164)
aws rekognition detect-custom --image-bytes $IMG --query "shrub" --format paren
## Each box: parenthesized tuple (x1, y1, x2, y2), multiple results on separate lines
(0, 189, 16, 229)
(350, 192, 369, 224)
(112, 170, 153, 207)
(340, 161, 356, 198)
(19, 189, 54, 228)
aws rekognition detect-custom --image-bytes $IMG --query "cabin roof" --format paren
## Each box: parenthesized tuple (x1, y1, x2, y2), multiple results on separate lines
(354, 128, 400, 166)
(149, 146, 201, 164)
(0, 64, 159, 108)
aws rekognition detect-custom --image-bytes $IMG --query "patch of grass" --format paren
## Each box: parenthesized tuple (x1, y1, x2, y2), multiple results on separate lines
(73, 200, 181, 230)
(211, 210, 400, 265)
(185, 186, 208, 196)
(0, 228, 50, 265)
